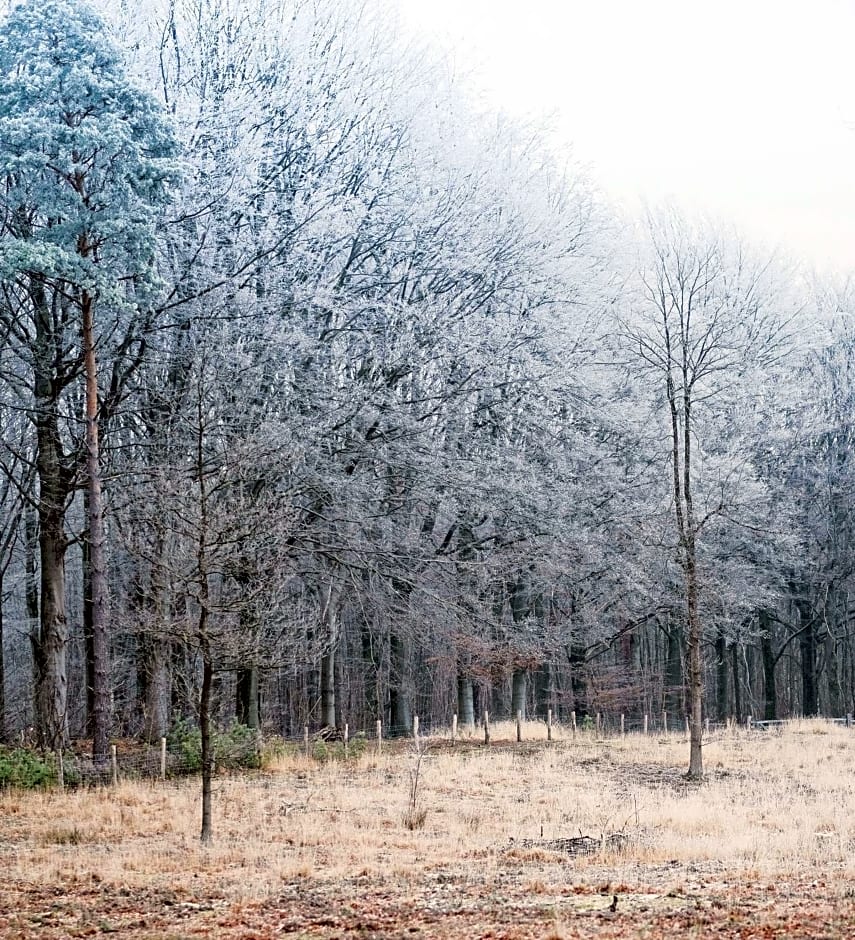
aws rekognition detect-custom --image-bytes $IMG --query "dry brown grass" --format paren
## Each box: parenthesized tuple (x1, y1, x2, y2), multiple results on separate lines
(2, 719, 855, 937)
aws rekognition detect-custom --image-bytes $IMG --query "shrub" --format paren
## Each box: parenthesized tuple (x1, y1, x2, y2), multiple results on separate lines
(166, 720, 262, 774)
(0, 747, 57, 789)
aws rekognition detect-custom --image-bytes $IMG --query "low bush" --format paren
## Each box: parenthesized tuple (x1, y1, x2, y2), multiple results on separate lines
(0, 747, 57, 789)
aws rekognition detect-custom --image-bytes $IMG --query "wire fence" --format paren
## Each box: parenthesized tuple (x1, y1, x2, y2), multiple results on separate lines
(16, 709, 855, 790)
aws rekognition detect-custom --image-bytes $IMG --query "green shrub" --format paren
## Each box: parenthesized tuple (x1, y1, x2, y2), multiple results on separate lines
(166, 720, 262, 774)
(0, 747, 57, 789)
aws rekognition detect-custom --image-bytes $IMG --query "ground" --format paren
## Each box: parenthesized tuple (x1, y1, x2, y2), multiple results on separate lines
(1, 721, 854, 938)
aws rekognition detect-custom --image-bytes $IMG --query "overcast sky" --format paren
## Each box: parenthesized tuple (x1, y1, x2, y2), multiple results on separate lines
(398, 0, 855, 274)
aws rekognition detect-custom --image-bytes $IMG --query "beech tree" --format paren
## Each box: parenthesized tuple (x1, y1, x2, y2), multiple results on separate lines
(0, 0, 178, 755)
(626, 210, 793, 777)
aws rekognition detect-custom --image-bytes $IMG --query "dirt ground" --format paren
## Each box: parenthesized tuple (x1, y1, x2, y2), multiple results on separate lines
(2, 725, 855, 938)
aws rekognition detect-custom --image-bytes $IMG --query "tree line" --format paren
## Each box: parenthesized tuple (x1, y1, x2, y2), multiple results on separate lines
(0, 0, 853, 787)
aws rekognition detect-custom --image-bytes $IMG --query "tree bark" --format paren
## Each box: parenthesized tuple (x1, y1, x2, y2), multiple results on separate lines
(200, 641, 213, 844)
(320, 649, 335, 728)
(82, 288, 111, 763)
(457, 675, 475, 726)
(759, 609, 777, 721)
(142, 636, 172, 741)
(511, 668, 527, 720)
(715, 630, 728, 721)
(236, 666, 260, 729)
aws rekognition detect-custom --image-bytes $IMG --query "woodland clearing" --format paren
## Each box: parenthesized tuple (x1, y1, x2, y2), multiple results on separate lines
(1, 720, 854, 939)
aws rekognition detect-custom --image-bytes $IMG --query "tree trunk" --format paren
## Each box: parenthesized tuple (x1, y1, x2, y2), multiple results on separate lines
(759, 609, 777, 721)
(82, 501, 94, 735)
(236, 666, 260, 729)
(568, 644, 588, 717)
(457, 674, 475, 726)
(731, 643, 743, 724)
(796, 596, 818, 716)
(390, 633, 412, 732)
(82, 289, 111, 764)
(535, 663, 554, 718)
(0, 575, 5, 742)
(715, 630, 728, 721)
(663, 620, 684, 716)
(320, 648, 336, 728)
(34, 452, 68, 750)
(200, 643, 213, 844)
(511, 668, 527, 719)
(142, 637, 172, 741)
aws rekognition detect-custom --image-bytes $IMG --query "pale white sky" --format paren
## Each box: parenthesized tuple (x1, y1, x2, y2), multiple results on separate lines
(398, 0, 855, 273)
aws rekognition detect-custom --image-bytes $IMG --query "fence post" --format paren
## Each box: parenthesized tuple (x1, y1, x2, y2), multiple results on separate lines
(547, 708, 552, 742)
(662, 711, 668, 734)
(344, 722, 349, 758)
(847, 714, 852, 729)
(704, 717, 710, 735)
(160, 737, 167, 780)
(620, 714, 625, 737)
(747, 715, 753, 732)
(685, 716, 690, 740)
(452, 713, 458, 745)
(304, 726, 310, 758)
(111, 744, 118, 786)
(571, 710, 577, 740)
(516, 710, 522, 743)
(56, 749, 64, 789)
(643, 714, 648, 735)
(596, 712, 601, 736)
(413, 715, 419, 742)
(376, 719, 382, 756)
(483, 710, 490, 746)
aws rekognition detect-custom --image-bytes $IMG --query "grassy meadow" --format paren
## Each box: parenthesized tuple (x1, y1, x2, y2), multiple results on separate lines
(1, 719, 854, 938)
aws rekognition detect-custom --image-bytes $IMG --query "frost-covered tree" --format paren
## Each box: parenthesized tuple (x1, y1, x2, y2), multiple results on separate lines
(0, 0, 178, 755)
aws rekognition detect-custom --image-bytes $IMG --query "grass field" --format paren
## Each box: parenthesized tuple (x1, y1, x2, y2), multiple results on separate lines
(2, 719, 855, 938)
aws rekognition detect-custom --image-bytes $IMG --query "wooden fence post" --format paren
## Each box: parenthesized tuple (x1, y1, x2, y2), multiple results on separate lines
(704, 717, 710, 735)
(571, 710, 577, 740)
(344, 722, 349, 758)
(547, 709, 552, 742)
(483, 711, 490, 746)
(452, 713, 458, 745)
(376, 720, 382, 756)
(643, 714, 648, 735)
(160, 737, 167, 780)
(304, 726, 310, 758)
(596, 712, 601, 736)
(747, 715, 753, 732)
(662, 711, 668, 734)
(111, 744, 118, 786)
(56, 749, 64, 789)
(620, 714, 625, 736)
(516, 710, 522, 743)
(413, 715, 419, 742)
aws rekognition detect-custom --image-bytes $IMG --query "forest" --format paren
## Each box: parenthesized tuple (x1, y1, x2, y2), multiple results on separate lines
(1, 0, 853, 780)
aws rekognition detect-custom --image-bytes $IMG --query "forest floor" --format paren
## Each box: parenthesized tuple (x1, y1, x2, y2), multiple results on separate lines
(2, 720, 855, 938)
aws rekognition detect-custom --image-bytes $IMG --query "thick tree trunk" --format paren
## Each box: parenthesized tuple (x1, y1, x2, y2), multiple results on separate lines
(535, 663, 553, 718)
(731, 644, 743, 724)
(511, 668, 527, 719)
(390, 633, 412, 732)
(457, 675, 475, 726)
(34, 449, 68, 750)
(759, 609, 777, 721)
(715, 630, 728, 721)
(795, 596, 818, 716)
(82, 503, 94, 734)
(320, 649, 336, 728)
(236, 666, 260, 729)
(568, 644, 588, 717)
(82, 290, 111, 763)
(142, 637, 172, 741)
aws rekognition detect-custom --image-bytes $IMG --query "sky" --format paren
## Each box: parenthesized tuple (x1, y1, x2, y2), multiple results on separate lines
(398, 0, 855, 274)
